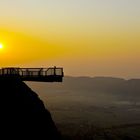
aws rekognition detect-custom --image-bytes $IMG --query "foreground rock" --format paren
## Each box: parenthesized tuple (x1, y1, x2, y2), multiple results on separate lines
(0, 77, 61, 139)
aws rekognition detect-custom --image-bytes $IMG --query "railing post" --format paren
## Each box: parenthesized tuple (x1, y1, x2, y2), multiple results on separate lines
(54, 66, 56, 76)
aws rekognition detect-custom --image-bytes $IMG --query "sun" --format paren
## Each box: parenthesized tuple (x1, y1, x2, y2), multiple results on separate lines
(0, 44, 3, 49)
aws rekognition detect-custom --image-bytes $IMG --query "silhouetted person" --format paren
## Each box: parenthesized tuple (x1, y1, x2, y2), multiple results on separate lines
(38, 68, 43, 76)
(0, 77, 61, 140)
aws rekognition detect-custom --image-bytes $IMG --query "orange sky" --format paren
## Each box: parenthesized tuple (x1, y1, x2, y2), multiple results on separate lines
(0, 0, 140, 78)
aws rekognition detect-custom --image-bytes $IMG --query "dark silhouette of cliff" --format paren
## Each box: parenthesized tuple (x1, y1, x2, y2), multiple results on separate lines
(0, 77, 61, 139)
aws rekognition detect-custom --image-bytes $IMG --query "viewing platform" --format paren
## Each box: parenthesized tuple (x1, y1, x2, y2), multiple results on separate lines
(0, 67, 64, 82)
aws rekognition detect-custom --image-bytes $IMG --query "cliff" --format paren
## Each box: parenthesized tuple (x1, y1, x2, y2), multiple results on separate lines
(0, 77, 61, 139)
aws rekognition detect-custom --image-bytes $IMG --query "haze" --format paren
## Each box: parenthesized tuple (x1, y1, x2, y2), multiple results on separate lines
(0, 0, 140, 78)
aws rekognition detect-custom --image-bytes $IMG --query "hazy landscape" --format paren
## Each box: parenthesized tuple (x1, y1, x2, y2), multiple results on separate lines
(26, 76, 140, 140)
(0, 0, 140, 139)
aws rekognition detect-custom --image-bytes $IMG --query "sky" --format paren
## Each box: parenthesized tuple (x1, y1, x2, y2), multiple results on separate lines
(0, 0, 140, 78)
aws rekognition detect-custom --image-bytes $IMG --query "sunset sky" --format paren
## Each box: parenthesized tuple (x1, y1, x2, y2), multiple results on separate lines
(0, 0, 140, 78)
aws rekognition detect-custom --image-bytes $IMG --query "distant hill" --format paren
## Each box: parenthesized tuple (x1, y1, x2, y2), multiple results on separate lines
(0, 77, 61, 140)
(63, 76, 125, 91)
(64, 76, 140, 99)
(27, 76, 140, 102)
(28, 76, 140, 101)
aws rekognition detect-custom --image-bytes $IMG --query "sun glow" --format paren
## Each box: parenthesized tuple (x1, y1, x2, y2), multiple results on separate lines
(0, 44, 3, 49)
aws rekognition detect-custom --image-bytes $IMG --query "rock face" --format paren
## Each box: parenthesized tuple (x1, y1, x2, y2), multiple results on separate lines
(0, 77, 61, 139)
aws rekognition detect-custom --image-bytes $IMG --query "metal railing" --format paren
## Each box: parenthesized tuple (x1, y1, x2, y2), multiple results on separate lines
(0, 67, 64, 82)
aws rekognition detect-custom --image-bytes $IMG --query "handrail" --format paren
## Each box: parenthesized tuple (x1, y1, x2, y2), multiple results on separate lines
(0, 67, 64, 82)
